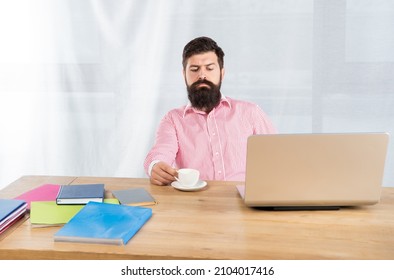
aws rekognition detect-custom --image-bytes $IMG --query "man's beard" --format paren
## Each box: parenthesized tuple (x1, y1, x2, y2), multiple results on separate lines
(187, 79, 222, 113)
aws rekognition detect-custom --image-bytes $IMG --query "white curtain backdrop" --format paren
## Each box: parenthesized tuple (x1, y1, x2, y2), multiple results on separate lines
(0, 0, 393, 189)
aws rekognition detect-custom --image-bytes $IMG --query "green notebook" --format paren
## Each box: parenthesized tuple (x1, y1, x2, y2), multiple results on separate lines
(30, 199, 119, 227)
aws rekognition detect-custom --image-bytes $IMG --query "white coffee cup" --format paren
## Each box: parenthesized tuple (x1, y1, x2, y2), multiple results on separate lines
(175, 168, 200, 187)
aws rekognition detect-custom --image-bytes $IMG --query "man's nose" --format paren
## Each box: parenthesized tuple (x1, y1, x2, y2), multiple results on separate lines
(198, 69, 206, 80)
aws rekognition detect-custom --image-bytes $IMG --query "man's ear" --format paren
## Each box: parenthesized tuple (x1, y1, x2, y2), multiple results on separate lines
(221, 68, 225, 80)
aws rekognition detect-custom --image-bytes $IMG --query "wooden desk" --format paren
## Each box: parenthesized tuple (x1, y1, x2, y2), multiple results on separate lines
(0, 175, 393, 260)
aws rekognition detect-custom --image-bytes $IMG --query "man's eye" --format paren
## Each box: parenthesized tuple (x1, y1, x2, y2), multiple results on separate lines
(190, 68, 198, 72)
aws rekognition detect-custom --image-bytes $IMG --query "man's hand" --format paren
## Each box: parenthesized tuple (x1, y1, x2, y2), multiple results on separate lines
(150, 161, 178, 186)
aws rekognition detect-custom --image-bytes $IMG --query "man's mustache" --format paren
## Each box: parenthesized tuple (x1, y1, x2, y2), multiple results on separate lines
(190, 79, 215, 90)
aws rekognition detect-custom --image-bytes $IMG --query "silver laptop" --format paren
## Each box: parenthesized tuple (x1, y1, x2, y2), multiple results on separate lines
(237, 132, 389, 209)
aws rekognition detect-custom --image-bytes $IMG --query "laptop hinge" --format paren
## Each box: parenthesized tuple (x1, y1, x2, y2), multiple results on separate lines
(262, 206, 341, 211)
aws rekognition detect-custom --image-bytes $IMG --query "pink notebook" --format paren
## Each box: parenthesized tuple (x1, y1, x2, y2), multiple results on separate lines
(14, 184, 60, 210)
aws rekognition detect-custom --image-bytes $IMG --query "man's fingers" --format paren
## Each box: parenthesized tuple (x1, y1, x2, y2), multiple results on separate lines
(151, 162, 177, 185)
(153, 169, 173, 183)
(150, 177, 165, 186)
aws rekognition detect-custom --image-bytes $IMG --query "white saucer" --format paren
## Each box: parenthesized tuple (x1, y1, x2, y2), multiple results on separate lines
(171, 180, 207, 191)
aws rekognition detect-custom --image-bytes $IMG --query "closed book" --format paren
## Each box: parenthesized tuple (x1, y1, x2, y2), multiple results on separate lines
(14, 184, 60, 210)
(112, 188, 157, 206)
(56, 184, 105, 205)
(54, 201, 152, 245)
(0, 199, 27, 235)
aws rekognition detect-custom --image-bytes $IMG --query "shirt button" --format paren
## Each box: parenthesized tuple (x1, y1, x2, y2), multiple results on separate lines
(218, 170, 222, 174)
(215, 152, 219, 156)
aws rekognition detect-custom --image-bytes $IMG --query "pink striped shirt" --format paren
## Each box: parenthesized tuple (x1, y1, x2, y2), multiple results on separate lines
(144, 96, 276, 181)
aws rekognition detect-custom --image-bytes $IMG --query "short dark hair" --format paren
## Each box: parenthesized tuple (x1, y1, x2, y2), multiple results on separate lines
(182, 36, 225, 70)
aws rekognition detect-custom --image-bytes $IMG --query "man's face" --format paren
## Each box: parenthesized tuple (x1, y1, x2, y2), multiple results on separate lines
(183, 51, 225, 112)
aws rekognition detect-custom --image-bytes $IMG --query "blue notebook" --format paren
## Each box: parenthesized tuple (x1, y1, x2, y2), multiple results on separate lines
(56, 184, 105, 205)
(53, 201, 152, 245)
(0, 199, 27, 234)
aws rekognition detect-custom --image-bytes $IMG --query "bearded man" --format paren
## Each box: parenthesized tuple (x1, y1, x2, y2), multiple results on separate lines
(144, 36, 276, 186)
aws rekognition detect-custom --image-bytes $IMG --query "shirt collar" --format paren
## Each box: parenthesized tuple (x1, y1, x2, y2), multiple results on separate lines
(183, 95, 231, 118)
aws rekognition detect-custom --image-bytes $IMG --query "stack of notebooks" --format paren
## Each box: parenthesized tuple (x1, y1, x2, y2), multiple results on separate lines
(0, 199, 27, 235)
(10, 183, 156, 245)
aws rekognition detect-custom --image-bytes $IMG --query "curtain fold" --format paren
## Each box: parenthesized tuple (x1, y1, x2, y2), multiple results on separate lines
(0, 0, 393, 189)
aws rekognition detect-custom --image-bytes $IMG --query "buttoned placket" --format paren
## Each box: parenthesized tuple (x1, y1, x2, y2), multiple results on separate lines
(206, 110, 225, 180)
